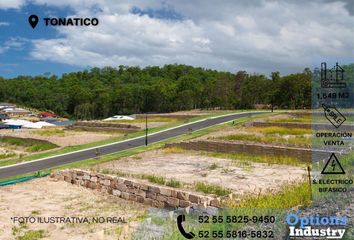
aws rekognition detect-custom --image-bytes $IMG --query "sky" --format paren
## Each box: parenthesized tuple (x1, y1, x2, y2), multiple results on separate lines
(0, 0, 353, 78)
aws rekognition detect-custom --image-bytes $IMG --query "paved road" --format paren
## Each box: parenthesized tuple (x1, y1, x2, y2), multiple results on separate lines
(0, 111, 265, 179)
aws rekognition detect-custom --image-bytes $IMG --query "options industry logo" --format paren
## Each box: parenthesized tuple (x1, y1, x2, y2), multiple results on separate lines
(286, 213, 346, 239)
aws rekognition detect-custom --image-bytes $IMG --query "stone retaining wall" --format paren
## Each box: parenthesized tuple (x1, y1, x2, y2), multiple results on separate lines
(68, 126, 138, 133)
(165, 140, 330, 162)
(74, 121, 140, 129)
(67, 121, 141, 133)
(51, 169, 221, 208)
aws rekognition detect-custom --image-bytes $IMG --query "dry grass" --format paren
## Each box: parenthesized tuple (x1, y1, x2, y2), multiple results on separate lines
(100, 169, 183, 188)
(33, 129, 65, 136)
(267, 116, 312, 123)
(162, 147, 186, 154)
(246, 126, 311, 135)
(162, 147, 306, 166)
(224, 181, 311, 208)
(110, 117, 176, 123)
(0, 151, 16, 160)
(195, 182, 232, 196)
(213, 133, 311, 147)
(0, 137, 58, 152)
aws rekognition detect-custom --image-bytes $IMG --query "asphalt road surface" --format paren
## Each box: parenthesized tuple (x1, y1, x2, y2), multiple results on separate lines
(0, 111, 265, 179)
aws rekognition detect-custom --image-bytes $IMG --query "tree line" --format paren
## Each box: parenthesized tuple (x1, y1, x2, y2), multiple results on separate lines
(0, 64, 329, 119)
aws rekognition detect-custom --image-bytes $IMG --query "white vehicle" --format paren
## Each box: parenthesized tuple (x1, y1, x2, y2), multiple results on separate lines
(103, 115, 135, 121)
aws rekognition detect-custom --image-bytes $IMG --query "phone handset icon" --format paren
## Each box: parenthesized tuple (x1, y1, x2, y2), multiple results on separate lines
(177, 215, 195, 239)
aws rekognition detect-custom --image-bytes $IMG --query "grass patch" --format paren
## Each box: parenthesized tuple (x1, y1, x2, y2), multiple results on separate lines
(101, 169, 183, 189)
(16, 230, 46, 240)
(0, 136, 57, 152)
(267, 116, 312, 123)
(12, 224, 46, 240)
(214, 133, 311, 147)
(161, 147, 186, 154)
(195, 182, 232, 196)
(247, 126, 311, 135)
(145, 175, 182, 188)
(202, 151, 306, 166)
(30, 210, 41, 216)
(33, 129, 65, 136)
(147, 175, 165, 185)
(17, 230, 46, 240)
(0, 151, 16, 160)
(110, 117, 176, 123)
(165, 178, 182, 188)
(224, 181, 311, 208)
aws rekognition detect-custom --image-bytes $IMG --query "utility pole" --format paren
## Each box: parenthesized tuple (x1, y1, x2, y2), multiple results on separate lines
(145, 113, 148, 146)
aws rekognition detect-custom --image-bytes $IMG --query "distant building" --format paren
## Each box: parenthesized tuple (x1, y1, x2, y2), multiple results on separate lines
(39, 112, 57, 118)
(0, 113, 9, 121)
(0, 102, 15, 111)
(2, 108, 31, 116)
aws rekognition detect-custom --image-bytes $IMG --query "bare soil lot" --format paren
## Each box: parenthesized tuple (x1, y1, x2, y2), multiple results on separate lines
(0, 128, 121, 147)
(97, 149, 307, 195)
(195, 114, 312, 148)
(0, 178, 148, 240)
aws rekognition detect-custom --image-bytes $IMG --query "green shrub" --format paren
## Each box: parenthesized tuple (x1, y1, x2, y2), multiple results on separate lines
(147, 175, 166, 185)
(225, 181, 311, 208)
(195, 182, 231, 196)
(165, 178, 182, 188)
(17, 230, 46, 240)
(0, 137, 57, 152)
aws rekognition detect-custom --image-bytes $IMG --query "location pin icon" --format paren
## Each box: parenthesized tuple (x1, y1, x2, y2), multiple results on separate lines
(28, 15, 39, 29)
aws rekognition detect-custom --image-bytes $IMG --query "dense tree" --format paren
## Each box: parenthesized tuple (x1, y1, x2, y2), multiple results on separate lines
(0, 63, 329, 119)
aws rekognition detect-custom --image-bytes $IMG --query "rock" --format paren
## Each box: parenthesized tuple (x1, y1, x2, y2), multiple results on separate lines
(156, 194, 167, 202)
(112, 189, 122, 197)
(179, 200, 192, 208)
(116, 183, 128, 192)
(136, 195, 144, 203)
(146, 192, 157, 200)
(83, 174, 91, 180)
(189, 194, 200, 204)
(144, 198, 153, 206)
(160, 188, 172, 196)
(121, 192, 130, 200)
(148, 186, 160, 194)
(177, 192, 189, 201)
(135, 189, 146, 198)
(166, 197, 179, 207)
(210, 198, 221, 207)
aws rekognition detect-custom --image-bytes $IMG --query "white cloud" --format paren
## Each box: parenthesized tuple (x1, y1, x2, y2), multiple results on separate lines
(0, 38, 26, 53)
(24, 0, 354, 74)
(0, 22, 10, 26)
(0, 0, 26, 9)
